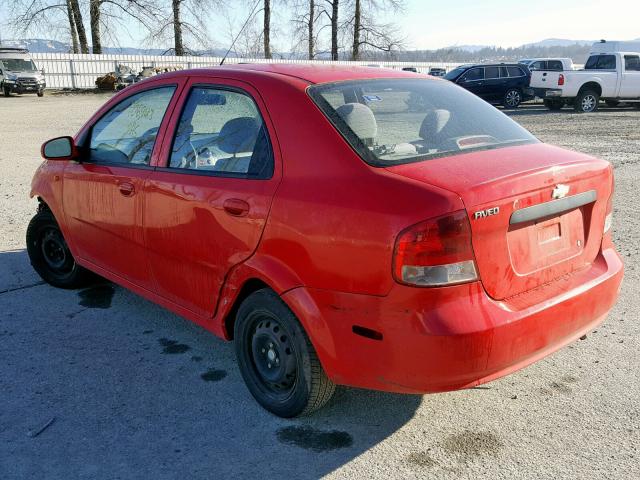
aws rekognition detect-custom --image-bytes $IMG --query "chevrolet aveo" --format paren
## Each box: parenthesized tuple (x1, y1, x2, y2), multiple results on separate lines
(28, 65, 623, 417)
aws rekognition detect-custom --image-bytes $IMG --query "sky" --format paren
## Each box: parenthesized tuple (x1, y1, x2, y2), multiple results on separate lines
(0, 0, 638, 51)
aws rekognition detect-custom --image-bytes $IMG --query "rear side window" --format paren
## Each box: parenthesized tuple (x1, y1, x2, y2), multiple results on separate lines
(89, 86, 176, 165)
(460, 68, 484, 82)
(625, 55, 640, 71)
(308, 78, 537, 167)
(484, 66, 500, 79)
(547, 60, 564, 70)
(500, 66, 509, 78)
(585, 55, 616, 70)
(507, 66, 525, 77)
(168, 87, 273, 178)
(530, 61, 545, 71)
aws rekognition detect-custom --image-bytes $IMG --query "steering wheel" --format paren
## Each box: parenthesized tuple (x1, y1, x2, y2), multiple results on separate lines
(127, 127, 159, 163)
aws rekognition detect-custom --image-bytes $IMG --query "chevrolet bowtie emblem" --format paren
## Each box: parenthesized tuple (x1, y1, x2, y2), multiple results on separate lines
(552, 184, 570, 199)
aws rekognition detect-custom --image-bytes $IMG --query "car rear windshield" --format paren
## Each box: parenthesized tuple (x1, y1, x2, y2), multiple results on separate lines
(308, 78, 538, 167)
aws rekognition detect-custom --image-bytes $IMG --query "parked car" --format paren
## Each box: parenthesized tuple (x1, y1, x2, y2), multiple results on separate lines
(28, 65, 623, 417)
(428, 67, 447, 77)
(531, 44, 640, 112)
(444, 63, 533, 108)
(0, 47, 46, 97)
(402, 66, 418, 73)
(519, 58, 574, 72)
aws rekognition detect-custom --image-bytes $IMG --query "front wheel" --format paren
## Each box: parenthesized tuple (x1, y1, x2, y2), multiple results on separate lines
(37, 90, 44, 97)
(234, 289, 335, 417)
(574, 90, 600, 113)
(503, 88, 522, 109)
(3, 86, 10, 97)
(26, 209, 94, 288)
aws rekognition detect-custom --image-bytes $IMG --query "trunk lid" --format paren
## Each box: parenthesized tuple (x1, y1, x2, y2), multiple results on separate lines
(386, 143, 612, 300)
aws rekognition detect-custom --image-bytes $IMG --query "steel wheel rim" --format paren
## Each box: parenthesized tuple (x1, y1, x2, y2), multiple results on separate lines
(41, 227, 70, 271)
(582, 95, 596, 111)
(506, 90, 520, 106)
(249, 315, 297, 395)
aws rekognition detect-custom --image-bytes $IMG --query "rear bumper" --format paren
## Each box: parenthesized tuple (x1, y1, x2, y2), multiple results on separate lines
(533, 87, 564, 98)
(283, 248, 623, 393)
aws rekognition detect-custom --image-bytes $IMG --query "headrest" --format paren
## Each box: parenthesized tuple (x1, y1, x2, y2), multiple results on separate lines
(218, 117, 259, 154)
(419, 109, 451, 140)
(336, 103, 377, 140)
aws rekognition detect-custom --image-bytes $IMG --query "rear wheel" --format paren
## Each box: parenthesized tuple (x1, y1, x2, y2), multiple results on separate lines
(503, 88, 522, 109)
(26, 209, 94, 288)
(234, 289, 335, 417)
(543, 99, 564, 111)
(574, 90, 600, 113)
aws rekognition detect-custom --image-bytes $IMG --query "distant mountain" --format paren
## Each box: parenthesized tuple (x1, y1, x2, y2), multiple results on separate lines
(524, 38, 595, 47)
(444, 44, 489, 53)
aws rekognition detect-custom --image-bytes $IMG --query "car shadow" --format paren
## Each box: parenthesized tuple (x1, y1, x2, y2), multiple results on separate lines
(0, 249, 422, 479)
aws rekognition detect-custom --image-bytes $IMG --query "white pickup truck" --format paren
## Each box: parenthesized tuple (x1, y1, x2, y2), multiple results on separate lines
(530, 51, 640, 112)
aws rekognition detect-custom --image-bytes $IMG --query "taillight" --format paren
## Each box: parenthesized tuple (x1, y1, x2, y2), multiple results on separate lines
(558, 74, 565, 86)
(393, 210, 478, 287)
(603, 193, 613, 235)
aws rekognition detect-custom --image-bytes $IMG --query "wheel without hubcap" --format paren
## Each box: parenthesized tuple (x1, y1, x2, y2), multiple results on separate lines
(234, 289, 335, 417)
(26, 209, 94, 288)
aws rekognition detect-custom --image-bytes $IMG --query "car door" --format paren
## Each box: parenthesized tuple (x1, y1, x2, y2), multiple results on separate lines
(620, 55, 640, 97)
(457, 67, 485, 98)
(144, 77, 281, 317)
(63, 81, 182, 289)
(482, 66, 502, 101)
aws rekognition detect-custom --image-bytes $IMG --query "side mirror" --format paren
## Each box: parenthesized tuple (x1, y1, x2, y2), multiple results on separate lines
(41, 136, 78, 160)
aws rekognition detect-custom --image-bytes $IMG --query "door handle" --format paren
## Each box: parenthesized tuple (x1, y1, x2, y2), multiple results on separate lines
(223, 198, 250, 217)
(118, 182, 135, 196)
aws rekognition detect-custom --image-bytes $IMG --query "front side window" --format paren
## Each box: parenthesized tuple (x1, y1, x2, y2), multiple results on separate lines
(308, 78, 537, 167)
(89, 86, 175, 165)
(168, 87, 273, 178)
(529, 61, 545, 71)
(625, 55, 640, 71)
(460, 68, 484, 82)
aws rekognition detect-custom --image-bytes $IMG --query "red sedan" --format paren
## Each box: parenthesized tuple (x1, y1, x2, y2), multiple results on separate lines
(28, 65, 623, 417)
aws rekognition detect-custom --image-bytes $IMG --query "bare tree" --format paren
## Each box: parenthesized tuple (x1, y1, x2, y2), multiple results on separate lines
(328, 0, 338, 60)
(263, 0, 272, 58)
(348, 0, 404, 60)
(65, 0, 79, 53)
(290, 0, 323, 59)
(89, 0, 102, 53)
(70, 0, 89, 53)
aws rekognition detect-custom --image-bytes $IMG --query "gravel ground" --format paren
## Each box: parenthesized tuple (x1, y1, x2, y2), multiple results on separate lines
(0, 93, 638, 479)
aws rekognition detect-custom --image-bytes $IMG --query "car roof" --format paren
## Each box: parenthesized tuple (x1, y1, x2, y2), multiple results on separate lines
(155, 63, 428, 85)
(464, 63, 524, 68)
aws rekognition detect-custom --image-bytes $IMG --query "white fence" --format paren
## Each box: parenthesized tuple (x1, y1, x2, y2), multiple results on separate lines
(31, 53, 462, 89)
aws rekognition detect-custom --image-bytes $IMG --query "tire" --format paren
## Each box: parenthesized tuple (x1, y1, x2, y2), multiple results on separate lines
(574, 90, 600, 113)
(26, 209, 94, 289)
(234, 289, 335, 418)
(37, 90, 44, 97)
(3, 86, 10, 97)
(503, 88, 522, 109)
(543, 99, 564, 111)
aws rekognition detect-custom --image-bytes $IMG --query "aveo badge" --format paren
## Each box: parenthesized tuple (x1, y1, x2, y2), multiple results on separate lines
(474, 207, 500, 220)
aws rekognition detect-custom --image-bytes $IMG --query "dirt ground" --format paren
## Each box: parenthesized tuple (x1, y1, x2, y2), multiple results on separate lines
(0, 92, 638, 479)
